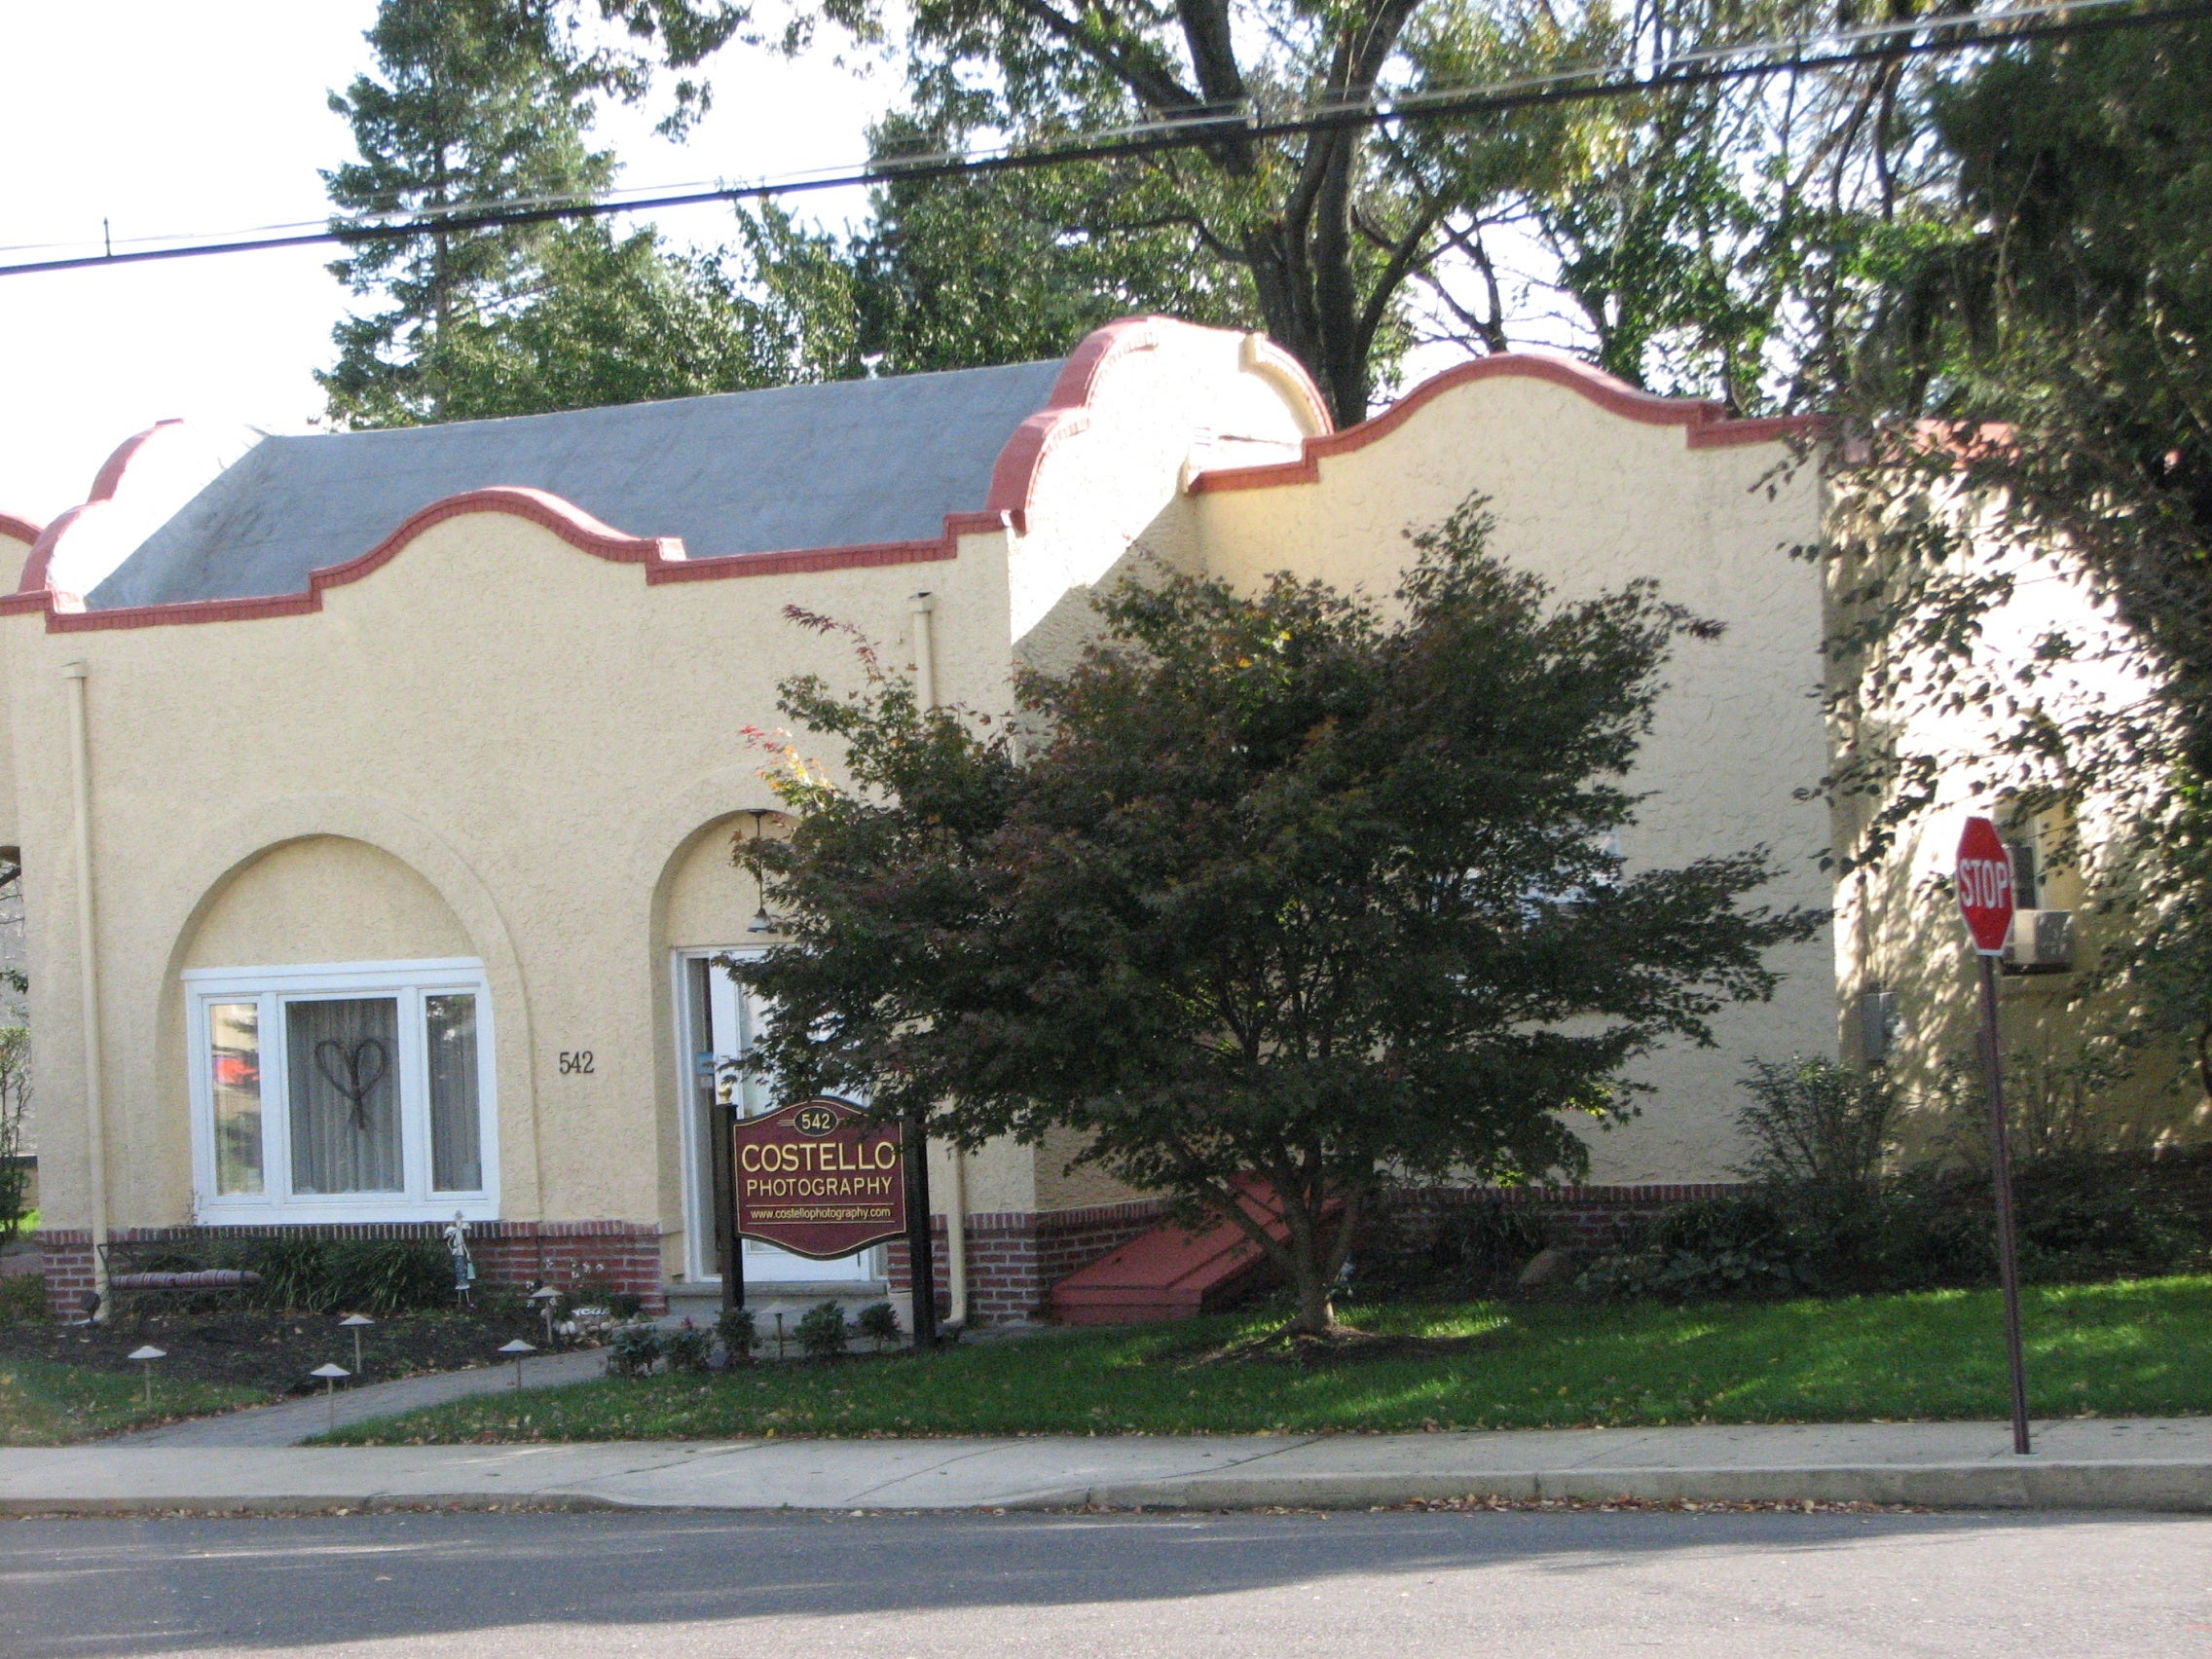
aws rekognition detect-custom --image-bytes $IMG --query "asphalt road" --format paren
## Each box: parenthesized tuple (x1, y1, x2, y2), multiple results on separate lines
(2, 1507, 2206, 1657)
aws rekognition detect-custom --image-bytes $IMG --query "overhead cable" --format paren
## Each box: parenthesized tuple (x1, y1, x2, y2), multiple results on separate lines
(2, 0, 2201, 279)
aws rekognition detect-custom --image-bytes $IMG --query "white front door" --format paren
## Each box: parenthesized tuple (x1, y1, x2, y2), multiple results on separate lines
(676, 950, 877, 1285)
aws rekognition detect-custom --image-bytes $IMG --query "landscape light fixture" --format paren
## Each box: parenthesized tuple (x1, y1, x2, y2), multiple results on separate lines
(310, 1362, 350, 1434)
(499, 1338, 537, 1390)
(340, 1313, 374, 1378)
(127, 1345, 166, 1407)
(530, 1285, 562, 1346)
(745, 809, 776, 934)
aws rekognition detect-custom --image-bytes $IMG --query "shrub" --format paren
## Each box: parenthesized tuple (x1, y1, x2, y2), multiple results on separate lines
(0, 1026, 28, 1244)
(608, 1290, 645, 1320)
(146, 1237, 457, 1315)
(715, 1307, 756, 1363)
(608, 1323, 663, 1378)
(1736, 1056, 1898, 1197)
(0, 1270, 47, 1324)
(663, 1320, 713, 1374)
(857, 1301, 901, 1349)
(1348, 1198, 1549, 1300)
(1578, 1196, 1805, 1302)
(796, 1301, 849, 1357)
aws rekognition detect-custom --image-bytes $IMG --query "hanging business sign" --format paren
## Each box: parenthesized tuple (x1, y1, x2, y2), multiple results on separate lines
(729, 1096, 905, 1260)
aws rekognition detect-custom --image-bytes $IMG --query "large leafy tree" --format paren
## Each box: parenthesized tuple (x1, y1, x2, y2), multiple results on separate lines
(771, 0, 1936, 420)
(735, 503, 1821, 1333)
(1821, 18, 2212, 1098)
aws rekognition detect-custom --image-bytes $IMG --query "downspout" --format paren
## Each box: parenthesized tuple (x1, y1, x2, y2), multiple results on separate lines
(62, 662, 108, 1320)
(909, 592, 970, 1329)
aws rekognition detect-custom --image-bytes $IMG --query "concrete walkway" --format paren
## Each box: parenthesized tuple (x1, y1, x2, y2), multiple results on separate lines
(111, 1348, 608, 1448)
(6, 1417, 2207, 1514)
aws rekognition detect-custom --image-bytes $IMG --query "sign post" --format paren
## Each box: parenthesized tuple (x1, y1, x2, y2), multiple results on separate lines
(1956, 815, 2033, 1456)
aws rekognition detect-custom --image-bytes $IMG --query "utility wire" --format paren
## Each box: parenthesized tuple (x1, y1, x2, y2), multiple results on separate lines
(3, 0, 2200, 279)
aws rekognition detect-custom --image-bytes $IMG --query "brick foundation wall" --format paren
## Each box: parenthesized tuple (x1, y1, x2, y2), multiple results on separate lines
(887, 1198, 1172, 1327)
(35, 1221, 665, 1319)
(1358, 1181, 1744, 1272)
(867, 1182, 1751, 1329)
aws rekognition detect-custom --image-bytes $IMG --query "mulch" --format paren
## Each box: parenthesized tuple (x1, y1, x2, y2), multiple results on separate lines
(0, 1307, 574, 1398)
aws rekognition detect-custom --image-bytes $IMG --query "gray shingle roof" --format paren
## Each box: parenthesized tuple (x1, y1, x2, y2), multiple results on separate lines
(86, 359, 1066, 609)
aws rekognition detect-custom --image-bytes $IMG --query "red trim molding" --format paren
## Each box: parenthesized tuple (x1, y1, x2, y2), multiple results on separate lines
(1189, 353, 1824, 495)
(0, 512, 42, 546)
(983, 316, 1167, 533)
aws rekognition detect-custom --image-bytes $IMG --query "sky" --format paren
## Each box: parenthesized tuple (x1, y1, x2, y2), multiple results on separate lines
(0, 2, 895, 527)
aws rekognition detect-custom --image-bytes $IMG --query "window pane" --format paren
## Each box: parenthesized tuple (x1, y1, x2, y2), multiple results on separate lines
(426, 993, 482, 1192)
(286, 997, 402, 1194)
(208, 1002, 263, 1196)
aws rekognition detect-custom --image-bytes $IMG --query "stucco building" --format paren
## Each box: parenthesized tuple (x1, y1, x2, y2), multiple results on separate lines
(2, 315, 1843, 1323)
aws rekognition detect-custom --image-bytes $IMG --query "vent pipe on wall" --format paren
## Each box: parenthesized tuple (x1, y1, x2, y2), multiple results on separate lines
(62, 661, 109, 1320)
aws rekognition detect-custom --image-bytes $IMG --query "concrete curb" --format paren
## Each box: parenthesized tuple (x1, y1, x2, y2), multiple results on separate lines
(1070, 1461, 2212, 1513)
(5, 1461, 2208, 1517)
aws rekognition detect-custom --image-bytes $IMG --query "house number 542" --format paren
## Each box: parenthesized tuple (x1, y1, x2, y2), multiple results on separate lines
(558, 1051, 596, 1075)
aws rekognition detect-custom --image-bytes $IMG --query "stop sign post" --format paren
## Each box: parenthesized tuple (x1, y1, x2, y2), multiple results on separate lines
(1957, 816, 2032, 1456)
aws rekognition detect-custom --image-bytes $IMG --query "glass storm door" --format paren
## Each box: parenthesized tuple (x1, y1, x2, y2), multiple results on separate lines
(680, 952, 875, 1285)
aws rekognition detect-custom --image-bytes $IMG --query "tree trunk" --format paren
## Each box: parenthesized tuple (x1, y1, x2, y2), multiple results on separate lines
(1288, 1263, 1338, 1335)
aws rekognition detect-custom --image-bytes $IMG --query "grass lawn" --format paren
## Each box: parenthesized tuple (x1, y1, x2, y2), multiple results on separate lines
(0, 1353, 264, 1445)
(323, 1273, 2212, 1445)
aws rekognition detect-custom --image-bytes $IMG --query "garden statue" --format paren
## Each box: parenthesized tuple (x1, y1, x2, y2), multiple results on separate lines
(443, 1212, 476, 1307)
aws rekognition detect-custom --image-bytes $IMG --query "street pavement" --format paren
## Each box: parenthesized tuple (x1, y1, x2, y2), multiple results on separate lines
(5, 1416, 2209, 1513)
(2, 1505, 2205, 1657)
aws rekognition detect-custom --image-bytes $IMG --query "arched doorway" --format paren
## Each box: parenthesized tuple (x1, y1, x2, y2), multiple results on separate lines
(663, 813, 880, 1292)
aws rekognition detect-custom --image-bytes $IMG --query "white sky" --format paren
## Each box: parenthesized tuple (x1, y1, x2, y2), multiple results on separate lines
(0, 1, 895, 526)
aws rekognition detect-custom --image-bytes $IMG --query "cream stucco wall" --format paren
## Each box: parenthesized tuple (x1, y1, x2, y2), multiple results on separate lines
(184, 836, 471, 969)
(8, 512, 1022, 1243)
(1193, 371, 1835, 1184)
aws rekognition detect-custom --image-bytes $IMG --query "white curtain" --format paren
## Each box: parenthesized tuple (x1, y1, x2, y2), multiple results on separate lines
(286, 997, 402, 1194)
(426, 992, 482, 1192)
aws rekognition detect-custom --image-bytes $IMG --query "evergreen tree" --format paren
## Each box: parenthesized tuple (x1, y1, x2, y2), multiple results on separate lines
(322, 0, 616, 426)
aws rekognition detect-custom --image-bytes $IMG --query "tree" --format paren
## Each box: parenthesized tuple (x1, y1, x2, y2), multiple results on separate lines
(322, 0, 757, 425)
(322, 0, 620, 426)
(407, 216, 865, 421)
(735, 502, 1821, 1333)
(1818, 20, 2212, 1099)
(761, 0, 1947, 421)
(838, 115, 1264, 375)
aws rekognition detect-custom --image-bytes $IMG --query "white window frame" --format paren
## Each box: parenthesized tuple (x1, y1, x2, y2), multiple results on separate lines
(185, 957, 498, 1225)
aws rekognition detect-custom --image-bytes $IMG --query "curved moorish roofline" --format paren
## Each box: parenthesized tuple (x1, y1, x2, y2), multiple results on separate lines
(7, 317, 1311, 635)
(1187, 350, 1821, 495)
(15, 419, 185, 599)
(980, 316, 1332, 531)
(0, 512, 42, 546)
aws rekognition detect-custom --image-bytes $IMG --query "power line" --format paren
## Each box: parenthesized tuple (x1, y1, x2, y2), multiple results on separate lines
(3, 0, 2200, 280)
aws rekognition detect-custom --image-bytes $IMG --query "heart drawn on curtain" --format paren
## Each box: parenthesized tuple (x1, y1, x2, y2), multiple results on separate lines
(313, 1037, 390, 1131)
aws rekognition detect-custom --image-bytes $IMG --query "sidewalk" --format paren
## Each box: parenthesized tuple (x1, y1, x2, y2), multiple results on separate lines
(112, 1348, 609, 1448)
(4, 1418, 2207, 1514)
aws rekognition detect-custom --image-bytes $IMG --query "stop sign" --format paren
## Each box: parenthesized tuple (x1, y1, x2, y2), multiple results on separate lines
(1956, 816, 2016, 955)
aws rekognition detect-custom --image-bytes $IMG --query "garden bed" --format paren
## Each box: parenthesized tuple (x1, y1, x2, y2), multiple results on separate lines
(0, 1305, 569, 1401)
